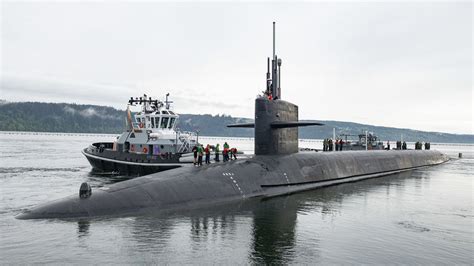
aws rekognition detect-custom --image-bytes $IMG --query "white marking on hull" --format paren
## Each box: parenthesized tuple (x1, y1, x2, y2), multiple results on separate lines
(223, 172, 245, 198)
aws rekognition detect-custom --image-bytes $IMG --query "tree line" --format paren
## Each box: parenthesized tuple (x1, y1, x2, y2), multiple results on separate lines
(0, 101, 472, 143)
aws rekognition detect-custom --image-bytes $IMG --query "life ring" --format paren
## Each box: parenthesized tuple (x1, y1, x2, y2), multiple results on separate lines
(143, 147, 148, 154)
(139, 122, 144, 128)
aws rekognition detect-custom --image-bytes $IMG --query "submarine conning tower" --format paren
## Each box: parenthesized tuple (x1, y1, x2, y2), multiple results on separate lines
(255, 98, 299, 155)
(229, 22, 323, 155)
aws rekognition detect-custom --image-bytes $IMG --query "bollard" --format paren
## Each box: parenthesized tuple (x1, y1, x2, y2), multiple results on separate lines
(458, 153, 462, 158)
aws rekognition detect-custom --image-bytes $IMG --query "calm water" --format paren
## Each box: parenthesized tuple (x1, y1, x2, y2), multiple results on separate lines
(0, 132, 472, 264)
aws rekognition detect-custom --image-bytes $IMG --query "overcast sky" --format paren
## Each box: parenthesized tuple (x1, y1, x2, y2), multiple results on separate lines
(1, 1, 472, 134)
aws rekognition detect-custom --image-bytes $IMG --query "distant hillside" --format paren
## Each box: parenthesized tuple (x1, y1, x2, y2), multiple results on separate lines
(0, 101, 472, 143)
(0, 102, 125, 133)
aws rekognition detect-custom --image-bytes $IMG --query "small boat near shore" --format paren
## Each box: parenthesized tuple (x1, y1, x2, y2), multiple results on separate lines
(82, 93, 198, 176)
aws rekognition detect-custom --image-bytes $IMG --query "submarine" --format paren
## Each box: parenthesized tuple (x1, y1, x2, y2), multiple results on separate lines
(17, 22, 449, 220)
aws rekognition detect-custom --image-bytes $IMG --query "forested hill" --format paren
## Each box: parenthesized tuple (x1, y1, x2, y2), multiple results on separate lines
(0, 101, 472, 143)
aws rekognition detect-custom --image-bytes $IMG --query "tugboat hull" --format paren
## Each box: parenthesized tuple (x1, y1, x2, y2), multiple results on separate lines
(82, 145, 185, 176)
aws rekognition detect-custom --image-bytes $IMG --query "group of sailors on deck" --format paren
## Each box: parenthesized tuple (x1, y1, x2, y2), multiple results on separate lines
(192, 142, 238, 166)
(322, 138, 345, 151)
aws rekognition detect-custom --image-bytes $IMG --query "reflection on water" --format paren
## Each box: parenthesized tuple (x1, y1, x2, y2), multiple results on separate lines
(77, 220, 90, 237)
(250, 196, 298, 264)
(86, 171, 133, 186)
(73, 171, 426, 264)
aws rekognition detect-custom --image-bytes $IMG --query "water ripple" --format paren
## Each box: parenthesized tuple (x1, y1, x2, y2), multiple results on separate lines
(0, 167, 84, 174)
(397, 221, 431, 233)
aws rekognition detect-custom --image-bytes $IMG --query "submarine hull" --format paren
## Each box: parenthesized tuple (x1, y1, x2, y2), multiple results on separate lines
(17, 150, 448, 219)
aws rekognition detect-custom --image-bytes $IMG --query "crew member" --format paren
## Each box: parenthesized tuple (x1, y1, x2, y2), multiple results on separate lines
(197, 144, 203, 166)
(192, 145, 198, 166)
(205, 144, 211, 164)
(215, 143, 220, 162)
(265, 89, 273, 100)
(223, 147, 228, 162)
(386, 141, 390, 150)
(231, 148, 237, 160)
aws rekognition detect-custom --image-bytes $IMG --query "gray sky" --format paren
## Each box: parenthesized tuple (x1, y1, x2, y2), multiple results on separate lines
(1, 1, 472, 134)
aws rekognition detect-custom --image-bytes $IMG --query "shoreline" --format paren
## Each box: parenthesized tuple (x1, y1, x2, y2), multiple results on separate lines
(1, 130, 473, 146)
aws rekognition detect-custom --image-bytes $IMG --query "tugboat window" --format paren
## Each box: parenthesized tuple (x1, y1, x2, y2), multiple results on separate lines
(169, 118, 176, 129)
(161, 117, 169, 128)
(151, 117, 155, 128)
(155, 117, 160, 128)
(124, 142, 130, 151)
(136, 118, 141, 123)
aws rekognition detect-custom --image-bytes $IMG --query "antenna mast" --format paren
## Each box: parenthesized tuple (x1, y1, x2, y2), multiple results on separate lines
(270, 22, 282, 100)
(273, 22, 276, 59)
(165, 93, 173, 110)
(265, 22, 282, 100)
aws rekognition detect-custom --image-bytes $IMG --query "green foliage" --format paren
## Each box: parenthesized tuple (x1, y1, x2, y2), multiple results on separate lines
(0, 102, 125, 133)
(0, 101, 472, 143)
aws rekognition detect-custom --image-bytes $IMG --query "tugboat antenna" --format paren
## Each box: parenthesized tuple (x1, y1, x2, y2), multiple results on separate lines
(165, 93, 173, 110)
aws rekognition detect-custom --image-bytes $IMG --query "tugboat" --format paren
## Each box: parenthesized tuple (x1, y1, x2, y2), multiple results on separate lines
(340, 132, 385, 150)
(82, 93, 198, 176)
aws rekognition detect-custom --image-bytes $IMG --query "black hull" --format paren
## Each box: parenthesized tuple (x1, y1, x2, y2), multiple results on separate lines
(18, 150, 450, 220)
(82, 149, 183, 176)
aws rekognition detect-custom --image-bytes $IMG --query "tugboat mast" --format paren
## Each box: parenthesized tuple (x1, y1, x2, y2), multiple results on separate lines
(165, 93, 173, 110)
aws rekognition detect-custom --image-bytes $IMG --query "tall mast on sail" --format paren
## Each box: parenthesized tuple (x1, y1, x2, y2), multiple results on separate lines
(266, 22, 282, 100)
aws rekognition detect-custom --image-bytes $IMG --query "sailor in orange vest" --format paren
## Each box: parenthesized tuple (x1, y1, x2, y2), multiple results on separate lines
(223, 148, 229, 162)
(204, 144, 211, 164)
(231, 148, 237, 160)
